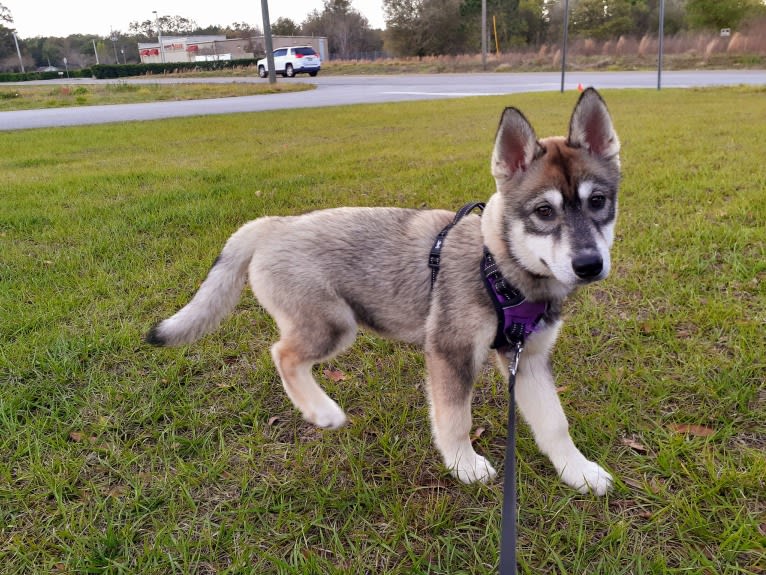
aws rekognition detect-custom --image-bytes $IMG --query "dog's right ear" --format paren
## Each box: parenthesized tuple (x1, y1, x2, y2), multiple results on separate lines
(491, 107, 540, 182)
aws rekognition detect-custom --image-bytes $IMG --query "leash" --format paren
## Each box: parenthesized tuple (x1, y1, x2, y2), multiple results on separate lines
(429, 203, 548, 575)
(499, 341, 521, 575)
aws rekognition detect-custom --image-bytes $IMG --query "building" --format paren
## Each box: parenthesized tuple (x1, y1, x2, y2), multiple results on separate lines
(138, 35, 328, 64)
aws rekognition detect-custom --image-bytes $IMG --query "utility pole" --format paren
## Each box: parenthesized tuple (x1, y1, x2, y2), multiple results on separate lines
(260, 0, 276, 84)
(560, 0, 569, 93)
(92, 39, 100, 64)
(481, 0, 487, 70)
(12, 32, 24, 73)
(153, 11, 166, 63)
(657, 0, 665, 90)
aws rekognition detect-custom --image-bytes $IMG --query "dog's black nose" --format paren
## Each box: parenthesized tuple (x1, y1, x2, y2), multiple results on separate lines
(572, 253, 603, 280)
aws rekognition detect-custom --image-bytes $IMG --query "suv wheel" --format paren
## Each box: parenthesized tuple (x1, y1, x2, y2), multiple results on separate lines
(258, 65, 267, 78)
(285, 64, 295, 78)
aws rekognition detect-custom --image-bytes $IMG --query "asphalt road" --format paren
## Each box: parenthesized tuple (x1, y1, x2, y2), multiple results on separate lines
(1, 70, 764, 131)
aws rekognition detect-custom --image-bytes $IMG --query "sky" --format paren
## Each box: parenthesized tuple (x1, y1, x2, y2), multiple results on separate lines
(4, 0, 386, 38)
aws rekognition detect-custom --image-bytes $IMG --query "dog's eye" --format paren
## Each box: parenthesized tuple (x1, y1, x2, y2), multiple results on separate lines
(589, 194, 606, 210)
(535, 204, 555, 219)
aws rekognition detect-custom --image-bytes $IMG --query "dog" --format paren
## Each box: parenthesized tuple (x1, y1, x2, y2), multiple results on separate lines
(147, 88, 620, 495)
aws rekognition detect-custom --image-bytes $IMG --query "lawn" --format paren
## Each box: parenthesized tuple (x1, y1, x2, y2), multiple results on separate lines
(0, 81, 312, 111)
(1, 87, 764, 574)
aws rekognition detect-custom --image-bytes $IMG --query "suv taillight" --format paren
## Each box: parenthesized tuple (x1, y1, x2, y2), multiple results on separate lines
(295, 53, 304, 58)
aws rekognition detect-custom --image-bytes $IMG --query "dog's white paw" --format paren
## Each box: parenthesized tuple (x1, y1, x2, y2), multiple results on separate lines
(305, 398, 348, 429)
(450, 452, 497, 484)
(559, 459, 613, 495)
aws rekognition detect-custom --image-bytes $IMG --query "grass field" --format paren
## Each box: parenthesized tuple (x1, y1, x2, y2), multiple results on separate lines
(1, 87, 764, 574)
(0, 82, 312, 111)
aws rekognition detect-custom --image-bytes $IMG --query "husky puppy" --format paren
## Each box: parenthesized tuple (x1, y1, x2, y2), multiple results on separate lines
(147, 88, 620, 494)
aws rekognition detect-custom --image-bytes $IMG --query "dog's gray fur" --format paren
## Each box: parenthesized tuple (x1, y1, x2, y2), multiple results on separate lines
(148, 88, 621, 493)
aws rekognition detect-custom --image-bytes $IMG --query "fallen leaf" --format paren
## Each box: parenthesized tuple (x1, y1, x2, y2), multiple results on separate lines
(556, 385, 570, 394)
(69, 431, 86, 442)
(470, 426, 486, 443)
(669, 423, 715, 437)
(621, 437, 648, 453)
(105, 485, 129, 498)
(622, 476, 644, 491)
(267, 416, 280, 426)
(323, 368, 346, 382)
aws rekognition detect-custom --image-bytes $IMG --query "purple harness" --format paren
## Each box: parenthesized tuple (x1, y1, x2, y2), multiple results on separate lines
(428, 203, 548, 351)
(481, 248, 547, 350)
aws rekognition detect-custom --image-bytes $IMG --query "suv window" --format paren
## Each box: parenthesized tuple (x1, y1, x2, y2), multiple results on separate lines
(273, 49, 287, 57)
(295, 47, 317, 56)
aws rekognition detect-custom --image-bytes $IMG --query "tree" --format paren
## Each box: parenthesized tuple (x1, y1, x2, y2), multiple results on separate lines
(383, 0, 424, 55)
(384, 0, 472, 56)
(271, 17, 301, 36)
(128, 14, 198, 38)
(302, 0, 380, 59)
(0, 2, 11, 24)
(517, 0, 550, 46)
(685, 0, 763, 31)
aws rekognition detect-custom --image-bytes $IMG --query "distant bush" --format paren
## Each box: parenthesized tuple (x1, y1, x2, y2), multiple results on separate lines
(0, 69, 92, 83)
(89, 59, 258, 79)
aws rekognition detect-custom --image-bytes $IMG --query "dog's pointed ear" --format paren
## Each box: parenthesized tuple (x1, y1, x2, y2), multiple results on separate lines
(492, 107, 540, 181)
(568, 87, 620, 160)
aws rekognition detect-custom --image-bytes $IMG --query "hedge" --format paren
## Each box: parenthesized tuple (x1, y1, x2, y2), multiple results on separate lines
(0, 69, 92, 82)
(90, 59, 259, 78)
(0, 59, 261, 83)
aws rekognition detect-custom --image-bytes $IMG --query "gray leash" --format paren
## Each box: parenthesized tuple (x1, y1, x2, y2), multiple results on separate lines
(499, 341, 521, 575)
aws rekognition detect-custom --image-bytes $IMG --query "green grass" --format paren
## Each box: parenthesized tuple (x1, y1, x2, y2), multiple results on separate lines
(1, 87, 765, 574)
(0, 81, 312, 111)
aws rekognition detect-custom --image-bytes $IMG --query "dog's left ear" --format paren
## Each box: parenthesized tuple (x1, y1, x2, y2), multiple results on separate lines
(492, 107, 540, 181)
(568, 88, 620, 161)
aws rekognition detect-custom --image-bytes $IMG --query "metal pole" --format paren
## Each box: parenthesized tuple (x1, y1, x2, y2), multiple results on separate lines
(12, 32, 25, 73)
(153, 11, 166, 63)
(481, 0, 487, 70)
(560, 0, 569, 93)
(261, 0, 277, 84)
(111, 29, 119, 64)
(657, 0, 665, 90)
(92, 39, 100, 65)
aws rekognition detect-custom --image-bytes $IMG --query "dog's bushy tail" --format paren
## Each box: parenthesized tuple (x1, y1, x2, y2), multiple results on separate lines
(146, 219, 262, 347)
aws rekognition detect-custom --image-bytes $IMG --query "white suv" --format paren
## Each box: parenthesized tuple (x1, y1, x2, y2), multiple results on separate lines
(257, 46, 321, 78)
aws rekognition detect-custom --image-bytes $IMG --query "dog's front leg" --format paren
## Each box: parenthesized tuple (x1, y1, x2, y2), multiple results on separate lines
(498, 327, 613, 495)
(425, 349, 497, 484)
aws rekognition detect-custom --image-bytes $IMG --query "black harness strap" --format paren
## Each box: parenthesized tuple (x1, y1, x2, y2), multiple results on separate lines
(429, 202, 485, 288)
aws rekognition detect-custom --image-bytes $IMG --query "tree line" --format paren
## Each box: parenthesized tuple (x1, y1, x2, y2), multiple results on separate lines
(0, 5, 263, 71)
(2, 0, 765, 70)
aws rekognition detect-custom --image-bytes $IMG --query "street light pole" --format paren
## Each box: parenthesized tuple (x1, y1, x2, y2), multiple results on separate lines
(260, 0, 276, 84)
(481, 0, 487, 70)
(560, 0, 569, 93)
(153, 11, 166, 63)
(12, 32, 25, 73)
(657, 0, 665, 90)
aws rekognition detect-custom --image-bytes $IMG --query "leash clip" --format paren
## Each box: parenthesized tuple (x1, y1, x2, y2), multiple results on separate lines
(508, 340, 523, 378)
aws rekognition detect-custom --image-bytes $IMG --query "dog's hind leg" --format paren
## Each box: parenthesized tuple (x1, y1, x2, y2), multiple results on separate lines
(269, 307, 357, 430)
(425, 350, 497, 484)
